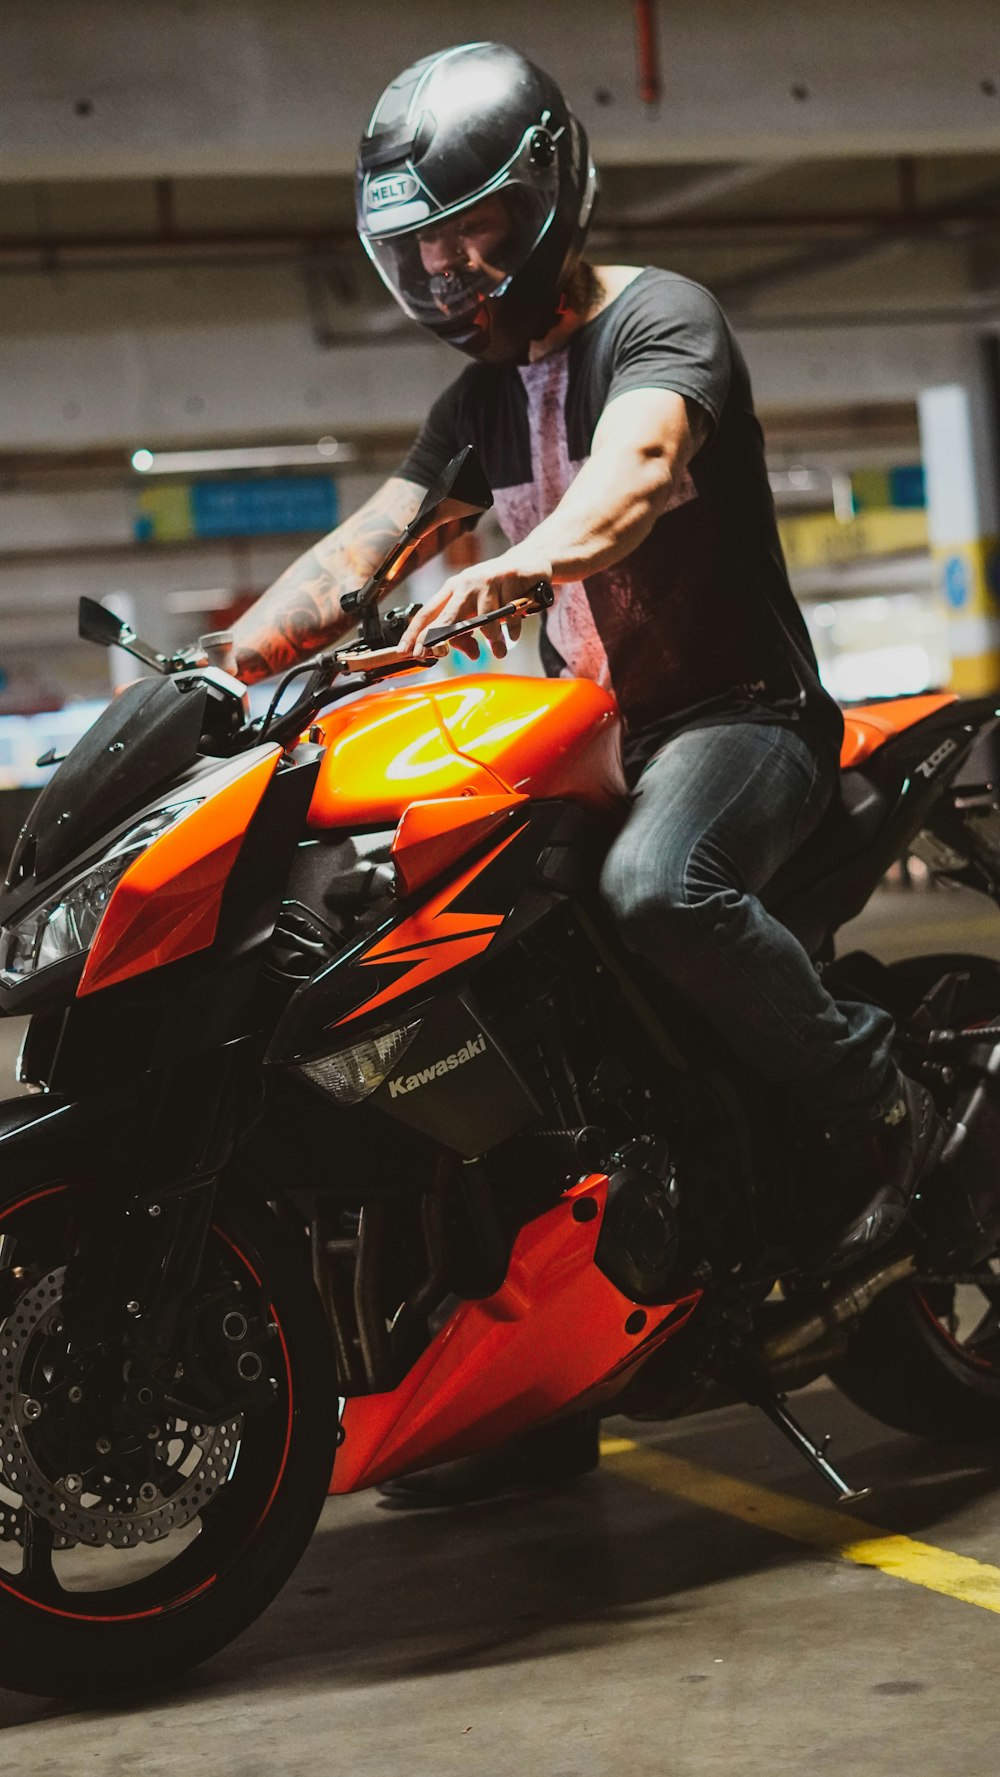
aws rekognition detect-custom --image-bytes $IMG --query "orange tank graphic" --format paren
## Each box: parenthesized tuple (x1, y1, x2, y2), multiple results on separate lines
(307, 672, 625, 830)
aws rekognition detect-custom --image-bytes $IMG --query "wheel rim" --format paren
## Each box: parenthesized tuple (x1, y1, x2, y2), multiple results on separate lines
(0, 1185, 293, 1623)
(914, 1264, 1000, 1377)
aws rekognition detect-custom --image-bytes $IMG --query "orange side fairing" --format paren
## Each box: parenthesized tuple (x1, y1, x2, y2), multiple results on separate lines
(840, 693, 957, 770)
(78, 747, 281, 996)
(391, 793, 527, 897)
(330, 1173, 701, 1494)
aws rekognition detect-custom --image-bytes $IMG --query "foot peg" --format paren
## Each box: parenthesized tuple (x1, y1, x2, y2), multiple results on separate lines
(753, 1388, 871, 1505)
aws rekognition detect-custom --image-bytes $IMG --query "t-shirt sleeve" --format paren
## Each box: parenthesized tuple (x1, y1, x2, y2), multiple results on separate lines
(396, 372, 468, 489)
(604, 276, 732, 427)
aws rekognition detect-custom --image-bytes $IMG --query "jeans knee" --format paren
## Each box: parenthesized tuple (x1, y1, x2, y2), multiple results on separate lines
(600, 854, 693, 958)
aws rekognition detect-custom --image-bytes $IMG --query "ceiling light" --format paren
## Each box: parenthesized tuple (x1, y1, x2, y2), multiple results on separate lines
(129, 442, 358, 475)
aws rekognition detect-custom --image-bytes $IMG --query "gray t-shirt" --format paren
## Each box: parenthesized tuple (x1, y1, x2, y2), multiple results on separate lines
(400, 267, 842, 778)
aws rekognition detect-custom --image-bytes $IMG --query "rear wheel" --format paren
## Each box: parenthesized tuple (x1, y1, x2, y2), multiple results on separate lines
(0, 1170, 337, 1697)
(831, 950, 1000, 1440)
(831, 1262, 1000, 1439)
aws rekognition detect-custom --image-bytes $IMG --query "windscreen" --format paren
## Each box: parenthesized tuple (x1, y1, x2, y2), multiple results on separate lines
(1, 677, 208, 916)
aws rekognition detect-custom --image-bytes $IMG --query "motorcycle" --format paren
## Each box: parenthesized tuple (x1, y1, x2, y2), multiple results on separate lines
(1, 445, 1000, 1698)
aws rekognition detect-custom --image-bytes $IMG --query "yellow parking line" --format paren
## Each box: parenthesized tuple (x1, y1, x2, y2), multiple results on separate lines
(601, 1436, 1000, 1615)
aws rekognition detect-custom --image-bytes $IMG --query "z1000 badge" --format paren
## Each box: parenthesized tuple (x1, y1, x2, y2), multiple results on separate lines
(915, 737, 958, 780)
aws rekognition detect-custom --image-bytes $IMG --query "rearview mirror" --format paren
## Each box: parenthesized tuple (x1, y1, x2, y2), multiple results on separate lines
(410, 446, 494, 536)
(79, 597, 131, 649)
(77, 596, 169, 673)
(343, 446, 494, 649)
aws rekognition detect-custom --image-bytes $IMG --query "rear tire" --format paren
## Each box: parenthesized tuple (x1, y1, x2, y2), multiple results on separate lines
(0, 1169, 338, 1698)
(831, 949, 1000, 1441)
(831, 1278, 1000, 1440)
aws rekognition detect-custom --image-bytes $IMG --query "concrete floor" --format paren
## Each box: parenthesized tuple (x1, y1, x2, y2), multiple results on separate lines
(2, 882, 1000, 1775)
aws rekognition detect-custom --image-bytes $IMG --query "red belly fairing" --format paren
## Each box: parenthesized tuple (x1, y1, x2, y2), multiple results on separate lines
(307, 673, 626, 830)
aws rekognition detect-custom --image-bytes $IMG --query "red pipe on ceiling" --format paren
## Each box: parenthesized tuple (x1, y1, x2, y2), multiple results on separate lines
(634, 0, 662, 106)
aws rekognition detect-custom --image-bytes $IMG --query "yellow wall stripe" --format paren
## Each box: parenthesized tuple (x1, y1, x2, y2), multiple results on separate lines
(778, 506, 928, 571)
(601, 1437, 1000, 1615)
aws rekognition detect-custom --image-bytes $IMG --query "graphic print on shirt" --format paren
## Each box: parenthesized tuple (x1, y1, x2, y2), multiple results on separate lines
(493, 355, 610, 687)
(491, 351, 698, 707)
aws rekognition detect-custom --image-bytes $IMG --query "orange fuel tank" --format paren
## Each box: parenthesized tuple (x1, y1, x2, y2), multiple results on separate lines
(307, 673, 625, 830)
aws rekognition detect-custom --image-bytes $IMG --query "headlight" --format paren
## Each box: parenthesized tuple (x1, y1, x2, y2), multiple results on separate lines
(299, 1020, 422, 1105)
(0, 801, 201, 987)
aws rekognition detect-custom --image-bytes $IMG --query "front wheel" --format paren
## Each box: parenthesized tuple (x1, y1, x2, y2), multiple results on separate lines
(0, 1171, 338, 1697)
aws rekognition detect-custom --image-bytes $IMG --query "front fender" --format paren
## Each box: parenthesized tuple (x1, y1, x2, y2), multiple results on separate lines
(0, 1092, 102, 1149)
(0, 1092, 130, 1190)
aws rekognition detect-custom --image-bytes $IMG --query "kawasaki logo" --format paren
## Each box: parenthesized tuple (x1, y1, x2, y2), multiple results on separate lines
(367, 173, 420, 210)
(388, 1034, 487, 1098)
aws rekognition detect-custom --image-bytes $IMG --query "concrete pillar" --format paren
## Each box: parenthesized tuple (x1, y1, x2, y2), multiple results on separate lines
(917, 346, 1000, 696)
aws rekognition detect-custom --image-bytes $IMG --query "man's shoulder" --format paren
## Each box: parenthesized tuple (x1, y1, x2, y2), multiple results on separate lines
(431, 358, 513, 415)
(603, 265, 731, 330)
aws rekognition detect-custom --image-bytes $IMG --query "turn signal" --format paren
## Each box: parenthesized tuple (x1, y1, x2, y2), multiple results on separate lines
(299, 1020, 422, 1104)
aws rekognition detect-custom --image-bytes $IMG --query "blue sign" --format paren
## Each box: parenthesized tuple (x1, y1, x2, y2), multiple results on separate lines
(943, 554, 970, 610)
(888, 464, 925, 509)
(191, 476, 338, 539)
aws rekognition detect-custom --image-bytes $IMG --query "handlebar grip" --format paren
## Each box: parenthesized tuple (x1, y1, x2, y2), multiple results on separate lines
(424, 582, 554, 650)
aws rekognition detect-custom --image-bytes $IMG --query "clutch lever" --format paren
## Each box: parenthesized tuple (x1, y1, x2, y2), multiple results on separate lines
(424, 579, 554, 650)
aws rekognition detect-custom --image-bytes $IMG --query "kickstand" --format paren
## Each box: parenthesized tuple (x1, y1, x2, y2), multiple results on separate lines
(751, 1388, 871, 1505)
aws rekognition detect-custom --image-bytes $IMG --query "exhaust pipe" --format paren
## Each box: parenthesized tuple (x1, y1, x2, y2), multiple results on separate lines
(760, 1254, 916, 1371)
(625, 1252, 915, 1423)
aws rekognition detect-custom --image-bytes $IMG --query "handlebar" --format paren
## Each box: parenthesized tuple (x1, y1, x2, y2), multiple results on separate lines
(425, 579, 554, 648)
(336, 579, 554, 676)
(205, 580, 556, 755)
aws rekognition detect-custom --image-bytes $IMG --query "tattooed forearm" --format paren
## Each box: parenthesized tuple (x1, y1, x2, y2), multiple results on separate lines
(231, 476, 464, 683)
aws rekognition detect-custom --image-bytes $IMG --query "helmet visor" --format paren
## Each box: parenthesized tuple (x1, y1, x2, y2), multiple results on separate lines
(362, 183, 556, 328)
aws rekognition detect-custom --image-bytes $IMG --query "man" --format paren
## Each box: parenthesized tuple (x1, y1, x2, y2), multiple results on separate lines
(232, 43, 941, 1504)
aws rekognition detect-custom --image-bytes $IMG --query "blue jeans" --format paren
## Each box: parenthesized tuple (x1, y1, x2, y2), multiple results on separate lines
(600, 723, 897, 1114)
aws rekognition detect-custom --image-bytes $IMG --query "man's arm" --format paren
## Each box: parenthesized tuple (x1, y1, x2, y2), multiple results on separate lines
(399, 390, 712, 660)
(231, 474, 461, 683)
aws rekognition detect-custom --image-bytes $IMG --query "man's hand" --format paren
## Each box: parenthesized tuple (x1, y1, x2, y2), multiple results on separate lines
(399, 549, 553, 661)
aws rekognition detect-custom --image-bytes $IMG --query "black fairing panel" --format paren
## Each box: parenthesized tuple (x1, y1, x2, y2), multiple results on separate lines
(265, 802, 579, 1066)
(768, 702, 994, 952)
(2, 677, 208, 917)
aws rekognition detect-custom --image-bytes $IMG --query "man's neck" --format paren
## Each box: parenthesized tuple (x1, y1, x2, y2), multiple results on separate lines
(527, 263, 644, 361)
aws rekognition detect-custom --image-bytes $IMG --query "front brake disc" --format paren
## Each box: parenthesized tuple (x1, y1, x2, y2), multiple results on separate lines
(0, 1267, 242, 1549)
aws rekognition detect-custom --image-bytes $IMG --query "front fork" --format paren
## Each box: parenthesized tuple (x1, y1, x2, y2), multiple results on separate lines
(62, 1043, 264, 1377)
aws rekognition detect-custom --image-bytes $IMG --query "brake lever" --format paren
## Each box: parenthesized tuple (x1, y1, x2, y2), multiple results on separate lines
(424, 579, 554, 650)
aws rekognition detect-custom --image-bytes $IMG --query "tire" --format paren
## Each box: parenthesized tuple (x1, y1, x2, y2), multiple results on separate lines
(0, 1164, 338, 1697)
(831, 1278, 1000, 1441)
(831, 949, 1000, 1442)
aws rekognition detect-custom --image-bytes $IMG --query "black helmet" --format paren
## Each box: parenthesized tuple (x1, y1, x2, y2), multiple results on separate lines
(356, 43, 598, 362)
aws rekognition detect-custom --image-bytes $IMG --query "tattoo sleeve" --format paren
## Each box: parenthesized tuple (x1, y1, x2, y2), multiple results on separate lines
(231, 475, 468, 683)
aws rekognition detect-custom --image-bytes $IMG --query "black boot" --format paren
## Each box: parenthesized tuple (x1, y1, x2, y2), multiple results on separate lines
(797, 1071, 946, 1272)
(376, 1411, 601, 1510)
